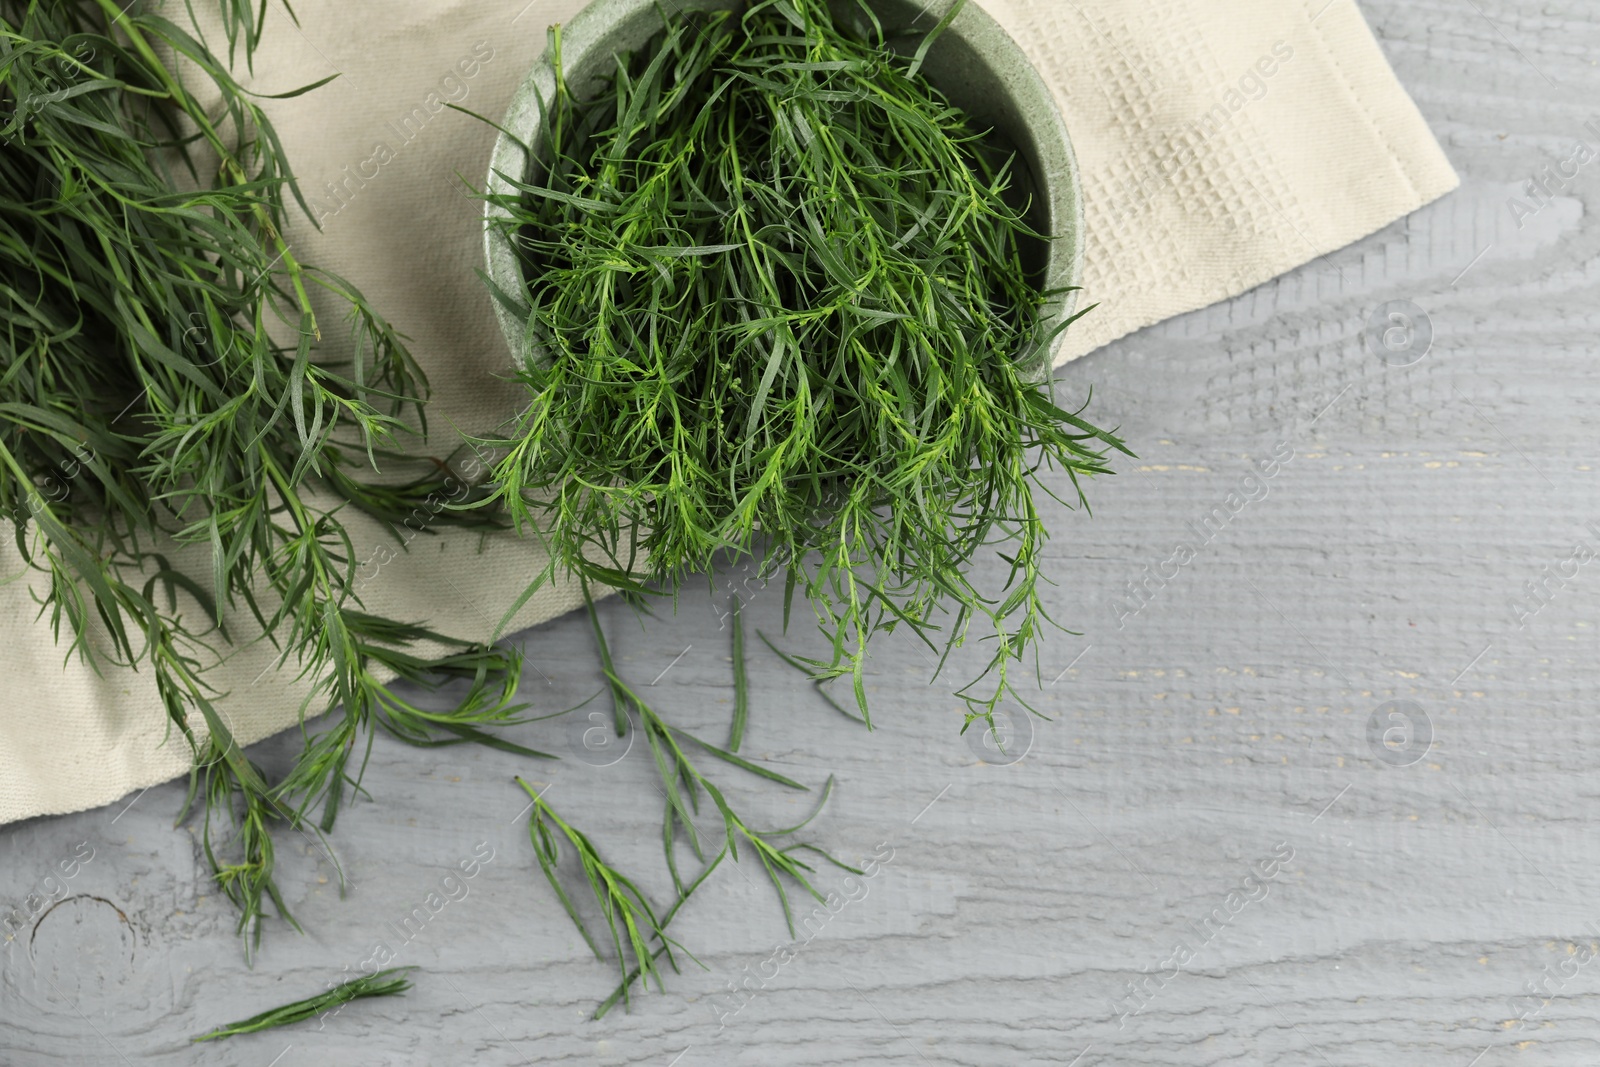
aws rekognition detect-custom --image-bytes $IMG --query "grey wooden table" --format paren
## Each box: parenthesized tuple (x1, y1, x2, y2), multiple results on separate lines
(5, 1, 1598, 1063)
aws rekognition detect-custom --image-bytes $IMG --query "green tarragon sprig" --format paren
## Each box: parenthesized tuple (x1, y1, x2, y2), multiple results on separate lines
(479, 0, 1131, 734)
(194, 966, 417, 1041)
(0, 0, 529, 956)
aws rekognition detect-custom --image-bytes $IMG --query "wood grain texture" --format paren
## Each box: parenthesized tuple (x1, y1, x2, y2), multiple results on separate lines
(4, 0, 1598, 1063)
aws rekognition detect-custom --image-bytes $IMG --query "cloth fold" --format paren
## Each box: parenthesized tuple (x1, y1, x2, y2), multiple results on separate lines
(0, 0, 1457, 825)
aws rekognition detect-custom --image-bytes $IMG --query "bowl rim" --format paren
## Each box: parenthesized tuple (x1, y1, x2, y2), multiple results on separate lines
(482, 0, 1082, 378)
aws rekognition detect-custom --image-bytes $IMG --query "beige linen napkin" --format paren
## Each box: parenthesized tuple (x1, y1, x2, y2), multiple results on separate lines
(0, 0, 1457, 825)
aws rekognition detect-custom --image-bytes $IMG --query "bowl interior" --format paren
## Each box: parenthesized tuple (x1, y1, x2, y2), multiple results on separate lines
(485, 0, 1080, 380)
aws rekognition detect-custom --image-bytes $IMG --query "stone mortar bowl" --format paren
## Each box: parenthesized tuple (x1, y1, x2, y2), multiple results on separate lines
(484, 0, 1081, 382)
